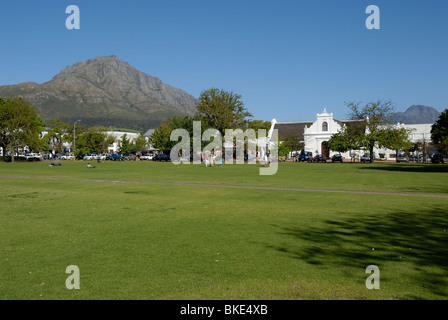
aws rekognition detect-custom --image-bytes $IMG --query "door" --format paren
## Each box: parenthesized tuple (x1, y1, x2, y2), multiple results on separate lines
(321, 141, 329, 157)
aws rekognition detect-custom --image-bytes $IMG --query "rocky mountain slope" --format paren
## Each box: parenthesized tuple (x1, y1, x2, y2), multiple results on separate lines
(392, 105, 440, 124)
(0, 56, 198, 131)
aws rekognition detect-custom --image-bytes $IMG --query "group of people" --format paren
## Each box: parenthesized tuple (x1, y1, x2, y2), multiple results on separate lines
(200, 150, 271, 167)
(50, 161, 95, 168)
(202, 151, 222, 167)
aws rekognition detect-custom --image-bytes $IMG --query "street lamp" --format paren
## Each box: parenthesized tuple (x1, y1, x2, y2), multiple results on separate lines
(74, 120, 81, 157)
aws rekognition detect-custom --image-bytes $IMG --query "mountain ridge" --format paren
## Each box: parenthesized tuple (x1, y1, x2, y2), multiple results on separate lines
(0, 55, 198, 131)
(391, 105, 440, 124)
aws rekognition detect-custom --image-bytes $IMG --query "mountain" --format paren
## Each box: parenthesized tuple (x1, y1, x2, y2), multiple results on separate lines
(0, 55, 198, 131)
(391, 105, 440, 124)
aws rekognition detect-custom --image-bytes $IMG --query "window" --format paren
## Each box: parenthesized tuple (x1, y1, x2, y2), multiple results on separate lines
(322, 122, 328, 132)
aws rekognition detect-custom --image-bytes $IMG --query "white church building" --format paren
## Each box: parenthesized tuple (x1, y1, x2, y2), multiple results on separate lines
(274, 109, 433, 160)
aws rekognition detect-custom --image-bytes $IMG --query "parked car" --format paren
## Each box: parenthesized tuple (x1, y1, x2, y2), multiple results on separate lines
(60, 153, 74, 160)
(123, 154, 137, 161)
(83, 153, 98, 161)
(152, 154, 171, 161)
(360, 153, 371, 163)
(25, 153, 42, 161)
(312, 154, 327, 162)
(108, 154, 122, 161)
(331, 154, 343, 163)
(97, 154, 107, 161)
(140, 154, 154, 161)
(396, 153, 409, 163)
(298, 151, 313, 162)
(431, 154, 448, 164)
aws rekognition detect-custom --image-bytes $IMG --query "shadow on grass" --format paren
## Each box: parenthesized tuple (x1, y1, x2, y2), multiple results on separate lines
(359, 163, 448, 173)
(269, 207, 448, 298)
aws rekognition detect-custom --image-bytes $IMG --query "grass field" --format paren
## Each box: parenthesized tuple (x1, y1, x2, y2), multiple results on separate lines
(1, 160, 447, 300)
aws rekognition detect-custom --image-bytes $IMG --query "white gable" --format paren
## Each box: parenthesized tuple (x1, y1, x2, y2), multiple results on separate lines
(304, 109, 341, 135)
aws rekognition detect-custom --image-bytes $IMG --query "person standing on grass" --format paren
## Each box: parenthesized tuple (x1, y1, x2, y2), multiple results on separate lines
(204, 151, 209, 167)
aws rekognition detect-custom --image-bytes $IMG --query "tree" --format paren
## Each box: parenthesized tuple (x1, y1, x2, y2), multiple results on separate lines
(196, 88, 253, 135)
(417, 138, 433, 161)
(431, 108, 448, 155)
(278, 141, 292, 158)
(377, 126, 413, 154)
(326, 125, 355, 154)
(282, 133, 305, 156)
(44, 119, 71, 153)
(149, 115, 212, 154)
(129, 134, 148, 151)
(246, 119, 272, 132)
(149, 121, 175, 154)
(0, 96, 45, 162)
(345, 100, 412, 162)
(0, 97, 7, 156)
(119, 133, 131, 155)
(76, 127, 115, 155)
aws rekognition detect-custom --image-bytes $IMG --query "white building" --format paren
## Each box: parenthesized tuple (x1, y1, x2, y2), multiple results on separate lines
(105, 131, 141, 153)
(274, 109, 434, 160)
(40, 129, 155, 155)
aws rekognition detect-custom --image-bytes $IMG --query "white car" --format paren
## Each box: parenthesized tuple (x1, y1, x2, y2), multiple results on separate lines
(60, 153, 74, 160)
(140, 154, 154, 160)
(83, 153, 98, 161)
(25, 153, 42, 160)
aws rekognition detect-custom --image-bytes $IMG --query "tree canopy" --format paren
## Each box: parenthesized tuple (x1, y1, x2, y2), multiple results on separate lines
(431, 108, 448, 155)
(196, 88, 253, 135)
(340, 100, 412, 161)
(326, 125, 358, 154)
(0, 96, 45, 162)
(149, 115, 212, 154)
(43, 119, 72, 153)
(75, 126, 115, 155)
(281, 133, 305, 155)
(151, 89, 273, 155)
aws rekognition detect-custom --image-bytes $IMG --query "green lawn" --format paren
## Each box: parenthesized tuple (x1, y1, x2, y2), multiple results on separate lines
(1, 160, 447, 299)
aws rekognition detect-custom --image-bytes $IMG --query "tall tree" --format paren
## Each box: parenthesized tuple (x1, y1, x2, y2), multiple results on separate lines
(119, 133, 131, 155)
(149, 115, 212, 154)
(326, 125, 356, 154)
(346, 100, 412, 162)
(44, 119, 71, 153)
(417, 138, 433, 160)
(246, 119, 272, 132)
(431, 108, 448, 155)
(76, 127, 115, 155)
(129, 134, 148, 151)
(0, 96, 44, 162)
(196, 88, 253, 135)
(0, 97, 7, 155)
(149, 121, 174, 154)
(282, 133, 305, 155)
(278, 141, 292, 158)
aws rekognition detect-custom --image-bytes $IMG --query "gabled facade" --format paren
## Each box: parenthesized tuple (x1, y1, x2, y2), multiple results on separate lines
(274, 109, 434, 160)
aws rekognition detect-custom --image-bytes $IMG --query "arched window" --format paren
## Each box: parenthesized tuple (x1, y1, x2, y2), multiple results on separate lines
(322, 122, 328, 132)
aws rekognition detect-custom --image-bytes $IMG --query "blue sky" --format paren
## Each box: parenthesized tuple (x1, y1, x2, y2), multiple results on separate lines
(0, 0, 447, 123)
